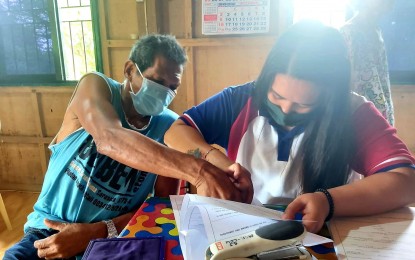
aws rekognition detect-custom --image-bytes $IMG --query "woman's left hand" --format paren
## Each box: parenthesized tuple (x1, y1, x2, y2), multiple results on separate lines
(282, 192, 330, 233)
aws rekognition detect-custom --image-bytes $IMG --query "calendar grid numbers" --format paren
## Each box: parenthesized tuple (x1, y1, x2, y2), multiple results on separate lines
(202, 0, 270, 35)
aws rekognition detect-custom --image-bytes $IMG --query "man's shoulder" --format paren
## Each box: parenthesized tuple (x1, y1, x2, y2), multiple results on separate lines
(151, 109, 179, 127)
(79, 72, 118, 87)
(160, 108, 179, 120)
(59, 72, 119, 139)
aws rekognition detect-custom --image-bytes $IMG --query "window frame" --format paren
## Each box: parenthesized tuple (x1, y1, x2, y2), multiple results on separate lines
(0, 0, 102, 86)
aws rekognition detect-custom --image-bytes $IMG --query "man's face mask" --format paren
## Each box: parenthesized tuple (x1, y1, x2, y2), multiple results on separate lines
(265, 99, 311, 127)
(129, 63, 176, 116)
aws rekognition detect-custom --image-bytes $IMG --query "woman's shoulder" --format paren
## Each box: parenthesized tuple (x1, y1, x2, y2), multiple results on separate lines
(224, 81, 255, 95)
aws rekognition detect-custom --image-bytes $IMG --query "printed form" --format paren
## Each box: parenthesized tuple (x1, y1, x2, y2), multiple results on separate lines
(170, 194, 331, 260)
(330, 207, 415, 260)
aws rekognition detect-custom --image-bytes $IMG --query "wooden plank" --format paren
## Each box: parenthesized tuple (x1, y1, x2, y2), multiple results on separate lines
(0, 193, 12, 230)
(30, 90, 48, 174)
(38, 143, 48, 177)
(106, 36, 277, 48)
(0, 183, 42, 192)
(392, 85, 415, 152)
(38, 91, 72, 137)
(0, 136, 53, 144)
(98, 0, 111, 76)
(109, 48, 131, 82)
(0, 92, 38, 136)
(107, 40, 137, 47)
(193, 45, 271, 103)
(30, 90, 44, 138)
(158, 0, 186, 37)
(184, 0, 193, 39)
(135, 0, 148, 36)
(0, 87, 73, 94)
(0, 143, 45, 191)
(185, 47, 195, 107)
(180, 36, 277, 47)
(169, 48, 194, 114)
(145, 0, 160, 33)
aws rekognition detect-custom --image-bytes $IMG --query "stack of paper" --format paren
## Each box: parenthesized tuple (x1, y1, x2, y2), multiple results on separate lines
(170, 194, 331, 260)
(330, 207, 415, 260)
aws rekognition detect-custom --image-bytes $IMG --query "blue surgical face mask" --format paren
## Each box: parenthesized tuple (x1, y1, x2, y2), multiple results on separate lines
(129, 63, 176, 116)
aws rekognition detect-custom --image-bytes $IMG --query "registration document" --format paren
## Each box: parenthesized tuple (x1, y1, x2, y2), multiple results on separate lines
(170, 194, 332, 260)
(330, 207, 415, 260)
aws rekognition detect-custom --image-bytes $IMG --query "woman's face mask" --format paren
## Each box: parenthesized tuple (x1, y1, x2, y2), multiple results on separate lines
(265, 99, 311, 127)
(265, 74, 319, 127)
(129, 63, 176, 116)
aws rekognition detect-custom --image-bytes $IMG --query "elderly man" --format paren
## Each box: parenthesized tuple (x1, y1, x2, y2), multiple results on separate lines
(5, 34, 252, 260)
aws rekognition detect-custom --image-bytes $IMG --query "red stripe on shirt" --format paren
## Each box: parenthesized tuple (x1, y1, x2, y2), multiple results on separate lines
(351, 102, 415, 175)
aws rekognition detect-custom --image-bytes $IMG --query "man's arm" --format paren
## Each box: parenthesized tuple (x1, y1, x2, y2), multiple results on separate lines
(164, 119, 253, 202)
(154, 176, 180, 197)
(283, 167, 415, 233)
(67, 74, 251, 202)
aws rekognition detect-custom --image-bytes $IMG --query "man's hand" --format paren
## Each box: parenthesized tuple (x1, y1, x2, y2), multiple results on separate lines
(225, 163, 254, 203)
(33, 219, 105, 259)
(282, 192, 330, 233)
(194, 161, 253, 203)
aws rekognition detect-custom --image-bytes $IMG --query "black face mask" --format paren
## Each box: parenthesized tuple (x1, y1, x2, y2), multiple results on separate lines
(265, 99, 312, 127)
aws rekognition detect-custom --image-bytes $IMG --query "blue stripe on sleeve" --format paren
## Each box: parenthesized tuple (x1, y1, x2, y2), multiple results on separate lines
(375, 163, 415, 173)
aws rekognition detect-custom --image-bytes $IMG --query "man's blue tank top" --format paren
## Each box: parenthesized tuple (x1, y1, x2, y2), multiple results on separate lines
(25, 72, 178, 231)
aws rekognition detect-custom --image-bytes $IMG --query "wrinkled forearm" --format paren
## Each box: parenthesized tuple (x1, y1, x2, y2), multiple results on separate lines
(154, 176, 180, 197)
(94, 126, 206, 185)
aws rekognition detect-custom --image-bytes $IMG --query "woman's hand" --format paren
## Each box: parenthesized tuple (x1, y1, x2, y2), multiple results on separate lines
(282, 192, 330, 233)
(194, 161, 253, 203)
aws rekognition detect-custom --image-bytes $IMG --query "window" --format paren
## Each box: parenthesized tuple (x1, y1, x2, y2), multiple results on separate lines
(292, 0, 415, 84)
(380, 0, 415, 84)
(292, 0, 348, 29)
(0, 0, 101, 85)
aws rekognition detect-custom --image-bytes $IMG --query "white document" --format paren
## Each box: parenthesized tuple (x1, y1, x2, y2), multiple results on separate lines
(330, 207, 415, 260)
(170, 194, 332, 260)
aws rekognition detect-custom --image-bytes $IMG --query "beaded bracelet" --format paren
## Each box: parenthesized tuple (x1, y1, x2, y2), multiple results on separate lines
(315, 188, 334, 222)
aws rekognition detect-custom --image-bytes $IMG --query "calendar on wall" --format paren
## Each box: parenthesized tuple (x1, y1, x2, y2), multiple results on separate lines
(202, 0, 270, 35)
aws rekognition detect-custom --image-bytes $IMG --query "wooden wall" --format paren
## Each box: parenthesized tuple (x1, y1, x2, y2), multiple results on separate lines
(99, 0, 282, 113)
(392, 85, 415, 151)
(0, 87, 73, 191)
(0, 0, 414, 191)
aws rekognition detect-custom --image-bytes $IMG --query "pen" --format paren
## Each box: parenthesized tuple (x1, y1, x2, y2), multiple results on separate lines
(263, 204, 287, 212)
(264, 204, 304, 221)
(278, 255, 307, 260)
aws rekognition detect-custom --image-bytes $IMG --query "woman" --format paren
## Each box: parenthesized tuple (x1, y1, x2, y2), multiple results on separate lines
(164, 21, 415, 233)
